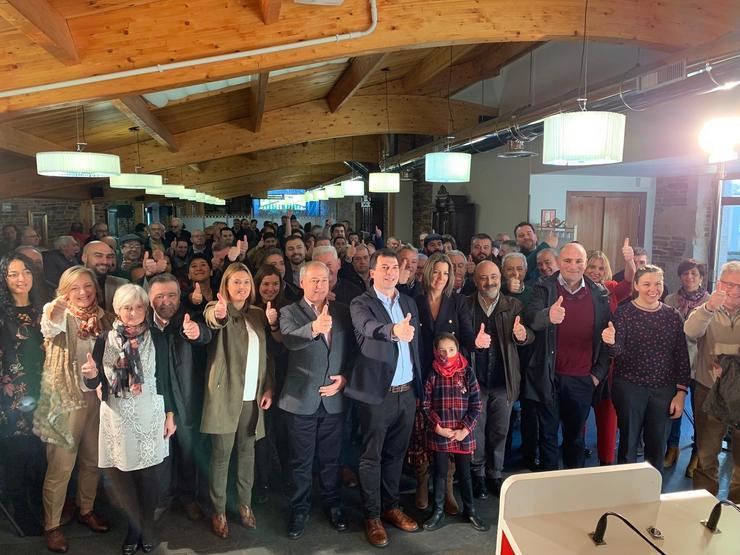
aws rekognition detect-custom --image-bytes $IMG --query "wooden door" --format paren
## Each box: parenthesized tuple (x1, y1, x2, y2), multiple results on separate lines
(566, 192, 646, 273)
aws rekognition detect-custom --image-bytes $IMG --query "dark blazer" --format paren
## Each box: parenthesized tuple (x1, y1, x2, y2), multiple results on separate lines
(332, 278, 364, 307)
(43, 250, 78, 288)
(346, 287, 423, 405)
(415, 292, 476, 380)
(277, 299, 355, 415)
(523, 273, 611, 404)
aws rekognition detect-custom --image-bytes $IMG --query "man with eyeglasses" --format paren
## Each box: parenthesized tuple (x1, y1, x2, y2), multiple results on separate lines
(684, 260, 740, 503)
(19, 226, 41, 248)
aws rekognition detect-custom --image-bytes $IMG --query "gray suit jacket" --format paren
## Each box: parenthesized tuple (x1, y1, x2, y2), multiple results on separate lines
(277, 298, 355, 415)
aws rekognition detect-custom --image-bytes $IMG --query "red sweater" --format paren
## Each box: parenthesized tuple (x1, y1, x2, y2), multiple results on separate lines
(555, 282, 594, 377)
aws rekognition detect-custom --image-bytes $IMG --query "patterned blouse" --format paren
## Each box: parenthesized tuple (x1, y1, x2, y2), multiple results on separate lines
(0, 305, 44, 439)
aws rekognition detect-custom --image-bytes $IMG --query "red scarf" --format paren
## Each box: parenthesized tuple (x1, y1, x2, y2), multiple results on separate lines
(432, 351, 469, 378)
(67, 303, 102, 340)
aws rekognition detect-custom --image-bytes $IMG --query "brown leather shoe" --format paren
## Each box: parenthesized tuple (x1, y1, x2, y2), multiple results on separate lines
(239, 504, 256, 529)
(59, 499, 76, 526)
(44, 527, 69, 553)
(77, 511, 109, 533)
(381, 508, 419, 532)
(211, 513, 229, 539)
(364, 518, 389, 548)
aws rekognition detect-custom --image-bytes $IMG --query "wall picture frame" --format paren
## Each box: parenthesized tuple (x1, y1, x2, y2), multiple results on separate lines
(540, 209, 556, 227)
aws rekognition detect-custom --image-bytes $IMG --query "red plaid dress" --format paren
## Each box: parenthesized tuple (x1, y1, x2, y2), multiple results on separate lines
(422, 365, 481, 454)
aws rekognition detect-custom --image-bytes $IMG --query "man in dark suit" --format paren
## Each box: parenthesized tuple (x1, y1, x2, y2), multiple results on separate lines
(278, 261, 354, 540)
(346, 248, 423, 548)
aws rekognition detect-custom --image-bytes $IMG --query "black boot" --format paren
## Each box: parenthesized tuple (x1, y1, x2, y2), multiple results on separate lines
(423, 476, 446, 531)
(460, 474, 489, 532)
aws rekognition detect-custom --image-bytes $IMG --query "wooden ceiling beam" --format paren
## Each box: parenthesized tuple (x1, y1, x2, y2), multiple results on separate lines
(327, 53, 388, 113)
(249, 73, 269, 132)
(0, 0, 79, 65)
(2, 0, 735, 113)
(188, 163, 203, 173)
(0, 124, 65, 157)
(110, 96, 179, 152)
(403, 45, 478, 93)
(259, 0, 281, 25)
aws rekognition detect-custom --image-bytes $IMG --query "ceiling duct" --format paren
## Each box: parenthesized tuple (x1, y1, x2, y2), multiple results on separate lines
(497, 139, 539, 159)
(343, 161, 377, 177)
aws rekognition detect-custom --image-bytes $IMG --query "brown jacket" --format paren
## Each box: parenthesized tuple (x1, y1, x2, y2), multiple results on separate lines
(200, 302, 275, 437)
(684, 303, 740, 389)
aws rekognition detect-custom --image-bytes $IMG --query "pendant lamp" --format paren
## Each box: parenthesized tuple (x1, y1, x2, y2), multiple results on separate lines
(341, 178, 364, 196)
(326, 183, 344, 198)
(315, 188, 328, 200)
(369, 172, 400, 193)
(108, 127, 163, 187)
(424, 152, 472, 182)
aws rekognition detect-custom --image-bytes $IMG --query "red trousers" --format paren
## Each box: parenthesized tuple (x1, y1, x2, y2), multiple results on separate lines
(594, 398, 618, 464)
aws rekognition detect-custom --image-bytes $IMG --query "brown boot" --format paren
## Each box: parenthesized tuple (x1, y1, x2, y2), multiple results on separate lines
(663, 446, 680, 468)
(239, 504, 256, 529)
(444, 461, 459, 515)
(44, 527, 68, 553)
(414, 461, 429, 510)
(685, 453, 699, 479)
(211, 513, 229, 539)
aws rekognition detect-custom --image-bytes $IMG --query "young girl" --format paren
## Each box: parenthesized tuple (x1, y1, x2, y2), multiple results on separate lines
(602, 265, 691, 474)
(422, 332, 487, 531)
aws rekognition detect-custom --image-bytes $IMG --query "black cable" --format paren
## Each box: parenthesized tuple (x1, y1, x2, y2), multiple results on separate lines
(591, 512, 667, 554)
(577, 0, 590, 110)
(705, 499, 740, 531)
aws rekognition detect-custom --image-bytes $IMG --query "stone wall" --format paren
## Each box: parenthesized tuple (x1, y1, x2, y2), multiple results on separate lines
(412, 173, 433, 249)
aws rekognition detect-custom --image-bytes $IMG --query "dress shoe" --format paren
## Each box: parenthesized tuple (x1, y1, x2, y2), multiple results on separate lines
(464, 510, 489, 532)
(121, 543, 137, 555)
(487, 477, 504, 497)
(472, 475, 488, 500)
(381, 508, 419, 532)
(423, 507, 444, 531)
(60, 499, 77, 526)
(341, 467, 358, 488)
(78, 511, 109, 533)
(239, 504, 256, 529)
(211, 513, 229, 539)
(326, 507, 348, 532)
(685, 453, 699, 478)
(287, 513, 308, 540)
(182, 500, 202, 521)
(364, 518, 389, 548)
(140, 538, 157, 552)
(44, 527, 69, 553)
(664, 446, 680, 468)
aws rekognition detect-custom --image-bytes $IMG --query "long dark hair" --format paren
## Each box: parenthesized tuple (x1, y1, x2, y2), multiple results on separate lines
(0, 253, 43, 315)
(254, 264, 286, 310)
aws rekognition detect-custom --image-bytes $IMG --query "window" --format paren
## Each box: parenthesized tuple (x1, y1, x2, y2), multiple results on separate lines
(716, 179, 740, 279)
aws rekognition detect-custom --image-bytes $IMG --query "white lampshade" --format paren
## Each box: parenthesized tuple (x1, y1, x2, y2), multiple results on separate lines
(179, 188, 198, 200)
(369, 172, 400, 193)
(195, 192, 208, 203)
(110, 173, 163, 189)
(37, 151, 121, 178)
(144, 185, 166, 195)
(341, 179, 364, 196)
(699, 117, 740, 163)
(424, 152, 472, 183)
(326, 184, 344, 198)
(211, 196, 226, 206)
(163, 185, 186, 198)
(315, 188, 328, 200)
(543, 111, 626, 166)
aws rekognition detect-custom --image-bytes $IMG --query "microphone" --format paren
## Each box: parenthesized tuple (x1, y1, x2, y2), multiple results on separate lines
(702, 500, 740, 533)
(589, 512, 667, 554)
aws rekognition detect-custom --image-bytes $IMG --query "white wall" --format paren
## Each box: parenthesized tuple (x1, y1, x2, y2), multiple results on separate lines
(528, 174, 656, 252)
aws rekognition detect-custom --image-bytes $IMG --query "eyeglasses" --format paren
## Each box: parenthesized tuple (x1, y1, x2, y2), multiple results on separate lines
(719, 280, 740, 290)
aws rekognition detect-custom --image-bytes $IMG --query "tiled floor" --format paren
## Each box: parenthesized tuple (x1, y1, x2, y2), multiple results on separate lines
(0, 408, 733, 554)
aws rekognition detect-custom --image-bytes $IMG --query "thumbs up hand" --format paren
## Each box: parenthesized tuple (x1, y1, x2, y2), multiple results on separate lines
(265, 300, 278, 327)
(153, 249, 168, 273)
(190, 282, 203, 305)
(398, 259, 411, 285)
(81, 352, 98, 379)
(475, 322, 491, 349)
(214, 293, 228, 320)
(143, 251, 158, 276)
(393, 312, 415, 343)
(549, 295, 566, 324)
(227, 240, 242, 262)
(312, 303, 333, 335)
(466, 254, 476, 275)
(50, 295, 68, 323)
(508, 276, 523, 294)
(513, 315, 527, 342)
(602, 321, 616, 345)
(622, 238, 634, 262)
(182, 313, 200, 340)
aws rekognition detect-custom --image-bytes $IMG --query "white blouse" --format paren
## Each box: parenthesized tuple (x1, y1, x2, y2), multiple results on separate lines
(243, 317, 260, 401)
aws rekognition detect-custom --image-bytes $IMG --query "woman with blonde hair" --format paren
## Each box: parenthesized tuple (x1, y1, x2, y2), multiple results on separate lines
(201, 263, 275, 539)
(34, 266, 115, 553)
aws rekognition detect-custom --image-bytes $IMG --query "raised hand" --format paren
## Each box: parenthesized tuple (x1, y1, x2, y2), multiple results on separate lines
(475, 323, 491, 349)
(214, 293, 228, 320)
(182, 313, 200, 340)
(81, 352, 98, 379)
(345, 242, 356, 260)
(153, 249, 168, 273)
(622, 238, 634, 262)
(549, 295, 566, 324)
(375, 225, 382, 238)
(602, 321, 616, 345)
(398, 258, 411, 285)
(393, 313, 415, 342)
(265, 301, 278, 327)
(545, 230, 559, 249)
(239, 238, 248, 256)
(319, 374, 347, 397)
(143, 251, 157, 276)
(466, 254, 476, 275)
(312, 304, 333, 335)
(50, 295, 68, 323)
(190, 282, 203, 305)
(706, 288, 727, 312)
(508, 276, 522, 293)
(227, 240, 244, 262)
(513, 315, 527, 342)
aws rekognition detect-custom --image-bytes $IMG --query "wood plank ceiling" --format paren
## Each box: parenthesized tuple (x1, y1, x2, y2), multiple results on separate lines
(0, 0, 737, 201)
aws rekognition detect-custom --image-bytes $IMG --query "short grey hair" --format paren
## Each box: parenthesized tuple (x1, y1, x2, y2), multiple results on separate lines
(112, 283, 149, 314)
(299, 260, 330, 280)
(397, 245, 418, 257)
(502, 251, 528, 271)
(54, 235, 77, 249)
(446, 249, 465, 260)
(311, 245, 338, 260)
(536, 247, 559, 261)
(721, 260, 740, 275)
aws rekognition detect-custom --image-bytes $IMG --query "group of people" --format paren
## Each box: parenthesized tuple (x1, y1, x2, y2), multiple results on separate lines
(0, 215, 738, 553)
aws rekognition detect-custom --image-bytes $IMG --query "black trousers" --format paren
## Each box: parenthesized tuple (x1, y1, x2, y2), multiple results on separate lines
(286, 404, 345, 515)
(537, 374, 595, 470)
(157, 424, 204, 507)
(356, 388, 416, 518)
(0, 435, 46, 530)
(432, 451, 474, 513)
(106, 464, 161, 544)
(612, 377, 674, 473)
